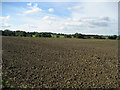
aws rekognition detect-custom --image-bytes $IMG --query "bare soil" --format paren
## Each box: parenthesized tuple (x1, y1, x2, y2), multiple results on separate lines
(2, 36, 119, 88)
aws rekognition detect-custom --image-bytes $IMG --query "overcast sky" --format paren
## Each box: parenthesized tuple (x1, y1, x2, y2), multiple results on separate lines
(1, 2, 118, 35)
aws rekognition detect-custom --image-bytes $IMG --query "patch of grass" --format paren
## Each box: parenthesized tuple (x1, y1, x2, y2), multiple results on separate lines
(51, 35, 57, 38)
(59, 35, 64, 38)
(32, 35, 36, 37)
(1, 80, 14, 88)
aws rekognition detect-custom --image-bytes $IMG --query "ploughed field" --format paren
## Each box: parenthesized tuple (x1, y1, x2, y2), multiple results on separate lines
(2, 36, 119, 88)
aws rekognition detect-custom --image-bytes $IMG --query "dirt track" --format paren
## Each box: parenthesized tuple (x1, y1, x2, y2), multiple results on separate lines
(2, 36, 119, 88)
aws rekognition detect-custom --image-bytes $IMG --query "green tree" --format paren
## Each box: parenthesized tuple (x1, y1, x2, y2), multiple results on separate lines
(64, 34, 72, 38)
(93, 35, 104, 39)
(108, 35, 117, 40)
(2, 29, 15, 36)
(35, 33, 42, 37)
(56, 35, 60, 38)
(15, 30, 26, 37)
(41, 33, 52, 37)
(74, 33, 84, 38)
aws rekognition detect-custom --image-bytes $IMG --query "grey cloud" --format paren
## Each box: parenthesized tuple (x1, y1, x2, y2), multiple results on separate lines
(100, 16, 110, 21)
(90, 21, 108, 27)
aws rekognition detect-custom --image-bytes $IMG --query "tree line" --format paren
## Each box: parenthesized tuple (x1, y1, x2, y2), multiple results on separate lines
(0, 29, 120, 40)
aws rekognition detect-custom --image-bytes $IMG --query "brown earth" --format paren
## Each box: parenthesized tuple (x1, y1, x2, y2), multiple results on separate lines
(2, 36, 119, 88)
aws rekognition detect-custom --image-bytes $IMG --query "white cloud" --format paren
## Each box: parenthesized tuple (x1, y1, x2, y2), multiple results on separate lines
(24, 8, 42, 14)
(48, 8, 54, 12)
(6, 14, 111, 34)
(64, 22, 83, 26)
(0, 0, 117, 36)
(42, 16, 50, 20)
(8, 24, 38, 32)
(5, 3, 116, 35)
(0, 16, 10, 21)
(42, 16, 56, 20)
(24, 3, 42, 14)
(67, 6, 83, 10)
(0, 16, 11, 29)
(27, 3, 32, 6)
(1, 23, 12, 27)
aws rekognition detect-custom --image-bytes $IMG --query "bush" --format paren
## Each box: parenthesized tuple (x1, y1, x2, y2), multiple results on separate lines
(74, 33, 84, 38)
(2, 30, 15, 36)
(108, 35, 117, 40)
(64, 35, 72, 38)
(15, 30, 26, 37)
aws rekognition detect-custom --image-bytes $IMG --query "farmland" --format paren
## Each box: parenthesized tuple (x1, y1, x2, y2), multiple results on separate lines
(2, 36, 119, 88)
